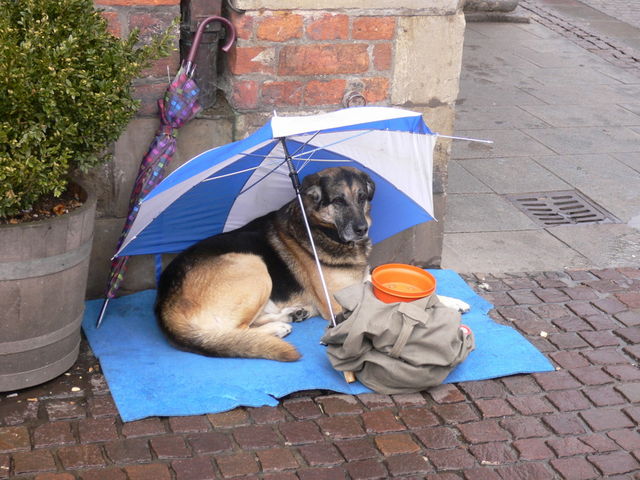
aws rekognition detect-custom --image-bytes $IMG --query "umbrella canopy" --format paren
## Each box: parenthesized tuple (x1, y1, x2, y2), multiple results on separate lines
(116, 106, 437, 259)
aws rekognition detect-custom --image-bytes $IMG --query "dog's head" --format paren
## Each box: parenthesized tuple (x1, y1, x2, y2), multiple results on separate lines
(300, 167, 375, 244)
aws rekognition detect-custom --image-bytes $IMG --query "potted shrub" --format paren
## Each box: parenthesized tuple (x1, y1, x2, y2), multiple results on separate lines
(0, 0, 172, 391)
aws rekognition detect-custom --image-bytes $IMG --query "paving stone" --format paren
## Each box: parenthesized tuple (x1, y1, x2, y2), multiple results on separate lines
(580, 408, 635, 431)
(592, 297, 628, 315)
(616, 382, 640, 402)
(567, 301, 602, 317)
(500, 416, 549, 439)
(104, 438, 152, 464)
(415, 427, 459, 450)
(356, 394, 394, 410)
(57, 445, 106, 470)
(605, 364, 640, 381)
(86, 396, 118, 419)
(215, 451, 260, 478)
(316, 417, 365, 440)
(0, 455, 8, 479)
(150, 435, 191, 459)
(583, 385, 627, 406)
(546, 389, 591, 412)
(463, 467, 502, 480)
(548, 332, 590, 349)
(533, 370, 582, 390)
(373, 433, 420, 456)
(469, 442, 517, 466)
(507, 395, 555, 415)
(0, 400, 39, 427)
(579, 433, 619, 453)
(168, 415, 211, 433)
(458, 420, 510, 443)
(121, 418, 165, 438)
(187, 432, 233, 454)
(552, 315, 593, 332)
(361, 410, 405, 433)
(584, 314, 619, 331)
(428, 384, 466, 404)
(432, 403, 480, 424)
(12, 450, 56, 475)
(547, 436, 594, 457)
(579, 330, 621, 347)
(385, 453, 433, 476)
(570, 366, 615, 385)
(282, 398, 323, 420)
(257, 447, 300, 471)
(398, 407, 440, 429)
(207, 408, 250, 428)
(335, 439, 379, 461)
(297, 443, 342, 467)
(317, 395, 363, 415)
(587, 451, 640, 476)
(33, 422, 76, 448)
(615, 310, 640, 326)
(427, 448, 476, 470)
(543, 413, 587, 435)
(233, 425, 280, 450)
(614, 326, 640, 344)
(550, 457, 600, 480)
(172, 457, 216, 480)
(513, 438, 554, 460)
(608, 429, 640, 451)
(34, 473, 76, 480)
(79, 467, 127, 480)
(248, 406, 287, 424)
(297, 466, 347, 480)
(391, 393, 427, 407)
(459, 380, 506, 399)
(500, 375, 541, 395)
(344, 458, 388, 480)
(77, 418, 118, 444)
(279, 421, 325, 445)
(45, 401, 86, 421)
(124, 463, 172, 480)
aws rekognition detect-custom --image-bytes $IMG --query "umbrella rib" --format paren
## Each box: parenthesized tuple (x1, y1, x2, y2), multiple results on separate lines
(289, 129, 373, 162)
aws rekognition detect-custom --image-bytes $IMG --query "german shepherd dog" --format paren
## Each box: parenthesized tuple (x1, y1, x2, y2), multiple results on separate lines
(155, 167, 375, 362)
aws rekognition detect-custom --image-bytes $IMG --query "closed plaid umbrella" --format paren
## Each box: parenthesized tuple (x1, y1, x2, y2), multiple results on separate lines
(96, 16, 236, 327)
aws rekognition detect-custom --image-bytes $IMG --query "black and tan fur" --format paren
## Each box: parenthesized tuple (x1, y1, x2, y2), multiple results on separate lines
(155, 167, 376, 362)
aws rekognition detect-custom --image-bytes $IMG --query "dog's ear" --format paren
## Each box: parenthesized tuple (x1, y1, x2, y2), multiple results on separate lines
(363, 173, 375, 201)
(301, 174, 322, 206)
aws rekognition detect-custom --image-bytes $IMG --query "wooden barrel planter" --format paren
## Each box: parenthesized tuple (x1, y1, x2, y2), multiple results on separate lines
(0, 183, 96, 391)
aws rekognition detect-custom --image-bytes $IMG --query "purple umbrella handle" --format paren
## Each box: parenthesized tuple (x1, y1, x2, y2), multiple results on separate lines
(186, 15, 236, 69)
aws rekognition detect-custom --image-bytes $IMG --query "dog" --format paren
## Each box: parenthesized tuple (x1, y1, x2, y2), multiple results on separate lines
(155, 166, 376, 362)
(155, 166, 470, 362)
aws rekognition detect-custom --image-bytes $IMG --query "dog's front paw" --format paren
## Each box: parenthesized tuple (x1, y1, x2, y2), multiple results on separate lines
(286, 307, 310, 323)
(262, 321, 293, 338)
(437, 295, 471, 313)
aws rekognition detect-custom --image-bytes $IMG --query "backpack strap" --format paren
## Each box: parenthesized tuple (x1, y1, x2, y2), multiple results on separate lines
(389, 303, 427, 358)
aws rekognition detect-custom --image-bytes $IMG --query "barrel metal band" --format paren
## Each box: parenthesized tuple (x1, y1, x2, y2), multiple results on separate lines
(0, 311, 83, 355)
(0, 236, 92, 281)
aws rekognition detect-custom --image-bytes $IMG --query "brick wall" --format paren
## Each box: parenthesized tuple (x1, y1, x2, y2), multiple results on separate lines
(223, 11, 397, 112)
(94, 0, 181, 116)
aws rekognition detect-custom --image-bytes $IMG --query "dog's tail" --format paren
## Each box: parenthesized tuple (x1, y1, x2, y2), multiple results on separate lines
(161, 321, 301, 362)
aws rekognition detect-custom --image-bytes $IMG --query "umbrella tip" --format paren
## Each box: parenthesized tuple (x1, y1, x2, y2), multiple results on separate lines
(95, 298, 110, 328)
(273, 109, 278, 117)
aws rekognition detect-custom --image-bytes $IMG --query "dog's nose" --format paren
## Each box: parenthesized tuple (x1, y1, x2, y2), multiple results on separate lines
(354, 223, 368, 238)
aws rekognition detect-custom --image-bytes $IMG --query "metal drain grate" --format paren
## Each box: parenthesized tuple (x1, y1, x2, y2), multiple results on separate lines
(507, 190, 619, 227)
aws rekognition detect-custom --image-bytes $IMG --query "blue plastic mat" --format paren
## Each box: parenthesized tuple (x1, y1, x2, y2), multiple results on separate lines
(83, 270, 554, 421)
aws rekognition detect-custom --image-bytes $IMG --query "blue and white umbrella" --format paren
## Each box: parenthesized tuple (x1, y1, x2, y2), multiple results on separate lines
(116, 106, 436, 261)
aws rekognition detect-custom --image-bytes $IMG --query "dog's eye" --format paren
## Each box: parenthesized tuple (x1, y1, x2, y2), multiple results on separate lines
(357, 192, 367, 204)
(331, 197, 346, 206)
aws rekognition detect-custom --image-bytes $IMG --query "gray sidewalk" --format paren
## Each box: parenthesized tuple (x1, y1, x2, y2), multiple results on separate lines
(442, 0, 640, 274)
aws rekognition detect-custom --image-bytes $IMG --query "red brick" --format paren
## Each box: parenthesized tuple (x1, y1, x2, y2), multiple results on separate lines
(361, 410, 404, 433)
(374, 433, 419, 456)
(128, 11, 176, 45)
(317, 395, 363, 415)
(513, 438, 554, 460)
(124, 463, 172, 480)
(57, 445, 105, 470)
(415, 427, 458, 449)
(279, 421, 324, 445)
(229, 46, 275, 75)
(398, 407, 440, 429)
(393, 393, 428, 406)
(307, 14, 349, 40)
(215, 451, 259, 477)
(140, 52, 180, 79)
(279, 44, 368, 76)
(100, 11, 121, 37)
(257, 13, 303, 41)
(228, 10, 254, 40)
(352, 17, 395, 40)
(231, 80, 259, 110)
(372, 44, 392, 71)
(12, 450, 56, 475)
(615, 326, 640, 344)
(567, 300, 601, 317)
(335, 439, 378, 461)
(316, 417, 365, 440)
(464, 467, 502, 480)
(303, 79, 346, 106)
(345, 458, 388, 479)
(233, 425, 280, 450)
(133, 81, 166, 115)
(258, 447, 300, 470)
(172, 457, 216, 480)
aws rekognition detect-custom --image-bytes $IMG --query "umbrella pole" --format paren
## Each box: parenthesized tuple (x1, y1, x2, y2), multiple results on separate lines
(280, 139, 356, 384)
(96, 297, 110, 328)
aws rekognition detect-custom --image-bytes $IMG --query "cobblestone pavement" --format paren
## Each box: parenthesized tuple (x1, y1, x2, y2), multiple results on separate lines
(576, 0, 640, 29)
(2, 268, 640, 479)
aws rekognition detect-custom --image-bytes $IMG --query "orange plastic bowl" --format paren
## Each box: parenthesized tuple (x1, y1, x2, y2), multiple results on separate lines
(371, 264, 436, 303)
